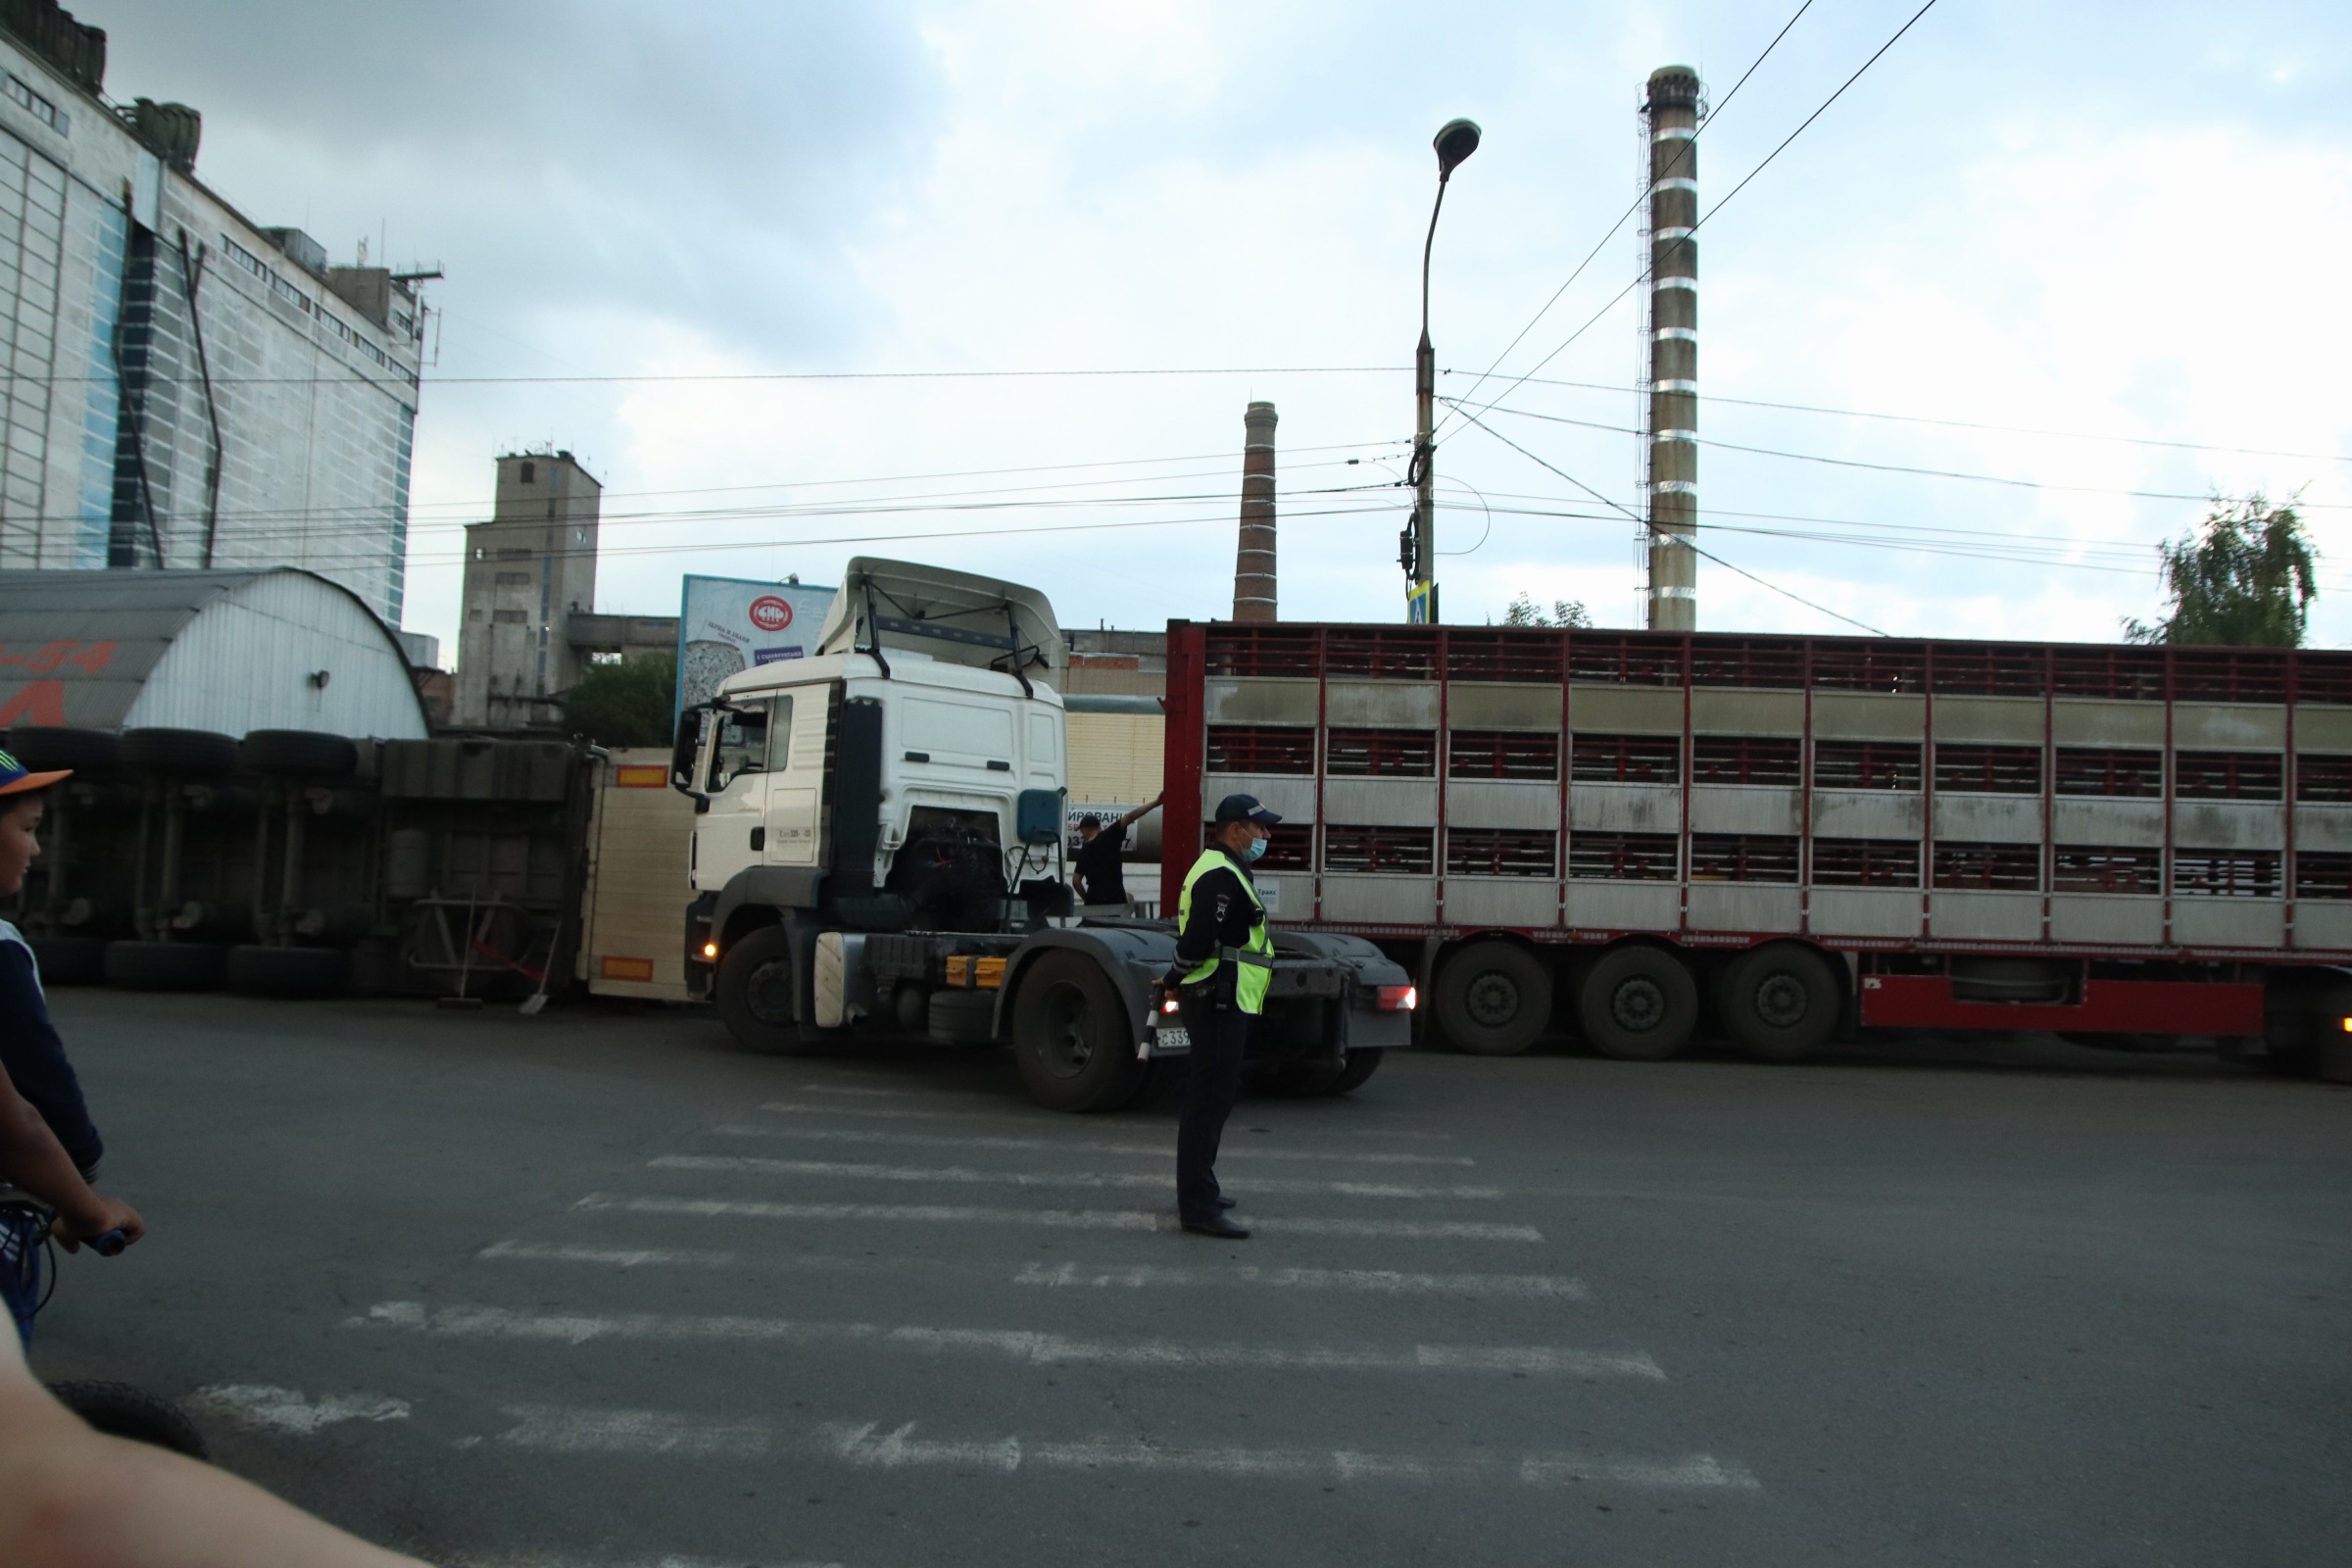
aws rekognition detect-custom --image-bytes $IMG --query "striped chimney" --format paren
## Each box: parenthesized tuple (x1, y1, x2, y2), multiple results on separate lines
(1232, 400, 1278, 622)
(1644, 65, 1700, 631)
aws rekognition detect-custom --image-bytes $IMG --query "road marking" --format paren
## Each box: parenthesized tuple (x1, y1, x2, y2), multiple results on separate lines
(187, 1385, 411, 1435)
(487, 1405, 1757, 1491)
(495, 1402, 770, 1456)
(353, 1301, 1657, 1377)
(450, 1557, 847, 1568)
(798, 1083, 928, 1098)
(478, 1240, 746, 1269)
(758, 1101, 1456, 1142)
(651, 1154, 1502, 1200)
(575, 1194, 1542, 1241)
(719, 1121, 1477, 1167)
(1010, 1261, 1589, 1298)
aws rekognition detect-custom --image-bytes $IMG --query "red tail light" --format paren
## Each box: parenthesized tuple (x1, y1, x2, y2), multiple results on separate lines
(1377, 985, 1417, 1012)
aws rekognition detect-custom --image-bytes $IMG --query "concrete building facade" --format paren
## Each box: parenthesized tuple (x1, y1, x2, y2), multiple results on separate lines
(454, 451, 602, 727)
(0, 4, 423, 625)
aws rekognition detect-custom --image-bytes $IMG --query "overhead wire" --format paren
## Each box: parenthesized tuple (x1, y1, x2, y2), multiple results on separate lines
(1438, 0, 1819, 433)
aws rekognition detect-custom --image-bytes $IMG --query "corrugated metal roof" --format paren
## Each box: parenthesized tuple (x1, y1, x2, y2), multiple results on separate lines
(0, 568, 426, 736)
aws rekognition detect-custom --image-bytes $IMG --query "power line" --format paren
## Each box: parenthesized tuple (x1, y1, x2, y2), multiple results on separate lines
(1445, 0, 1943, 437)
(1466, 371, 2352, 466)
(1439, 0, 1819, 434)
(1459, 399, 2352, 509)
(0, 364, 1409, 390)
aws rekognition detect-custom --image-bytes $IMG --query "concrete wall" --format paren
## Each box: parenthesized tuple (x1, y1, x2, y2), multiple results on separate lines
(454, 452, 603, 727)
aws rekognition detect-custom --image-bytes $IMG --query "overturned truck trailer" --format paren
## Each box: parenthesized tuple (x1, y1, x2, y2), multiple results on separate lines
(1164, 622, 2352, 1074)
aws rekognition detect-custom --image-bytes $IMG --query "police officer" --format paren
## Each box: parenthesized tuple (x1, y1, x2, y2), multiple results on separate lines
(1169, 793, 1281, 1239)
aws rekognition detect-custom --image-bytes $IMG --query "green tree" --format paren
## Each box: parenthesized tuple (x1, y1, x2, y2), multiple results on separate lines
(2124, 494, 2318, 647)
(561, 652, 677, 746)
(1502, 592, 1593, 629)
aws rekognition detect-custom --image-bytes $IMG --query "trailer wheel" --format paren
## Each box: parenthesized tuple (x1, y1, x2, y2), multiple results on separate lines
(1433, 940, 1551, 1055)
(120, 727, 240, 776)
(1010, 951, 1149, 1112)
(1577, 945, 1698, 1061)
(1327, 1047, 1384, 1094)
(225, 945, 349, 998)
(239, 729, 358, 778)
(103, 941, 227, 992)
(1719, 943, 1839, 1062)
(28, 936, 109, 985)
(716, 925, 813, 1054)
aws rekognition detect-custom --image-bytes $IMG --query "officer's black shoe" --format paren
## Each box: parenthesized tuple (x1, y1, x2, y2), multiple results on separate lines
(1181, 1213, 1251, 1240)
(1216, 1196, 1238, 1210)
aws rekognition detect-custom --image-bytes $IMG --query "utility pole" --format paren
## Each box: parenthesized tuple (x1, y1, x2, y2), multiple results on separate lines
(1402, 118, 1482, 625)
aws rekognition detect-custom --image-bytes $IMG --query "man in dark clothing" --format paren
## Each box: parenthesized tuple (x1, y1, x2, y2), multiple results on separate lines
(1072, 793, 1162, 910)
(1169, 793, 1281, 1239)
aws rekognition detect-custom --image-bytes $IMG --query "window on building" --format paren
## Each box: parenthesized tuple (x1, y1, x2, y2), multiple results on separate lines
(1934, 745, 2042, 794)
(491, 609, 526, 624)
(1446, 828, 1556, 878)
(586, 651, 622, 666)
(494, 570, 531, 586)
(2298, 756, 2352, 804)
(2054, 748, 2164, 798)
(1322, 825, 1434, 875)
(520, 462, 536, 484)
(1932, 842, 2040, 891)
(1689, 833, 1800, 883)
(1569, 733, 1679, 783)
(1325, 728, 1437, 778)
(1809, 839, 1920, 887)
(1567, 831, 1679, 881)
(1447, 730, 1559, 781)
(2173, 850, 2280, 897)
(1204, 726, 1315, 774)
(2173, 752, 2283, 801)
(1691, 737, 1802, 786)
(1813, 741, 1922, 791)
(2052, 847, 2161, 894)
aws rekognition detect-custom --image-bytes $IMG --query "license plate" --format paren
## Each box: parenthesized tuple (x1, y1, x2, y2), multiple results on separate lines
(1152, 1025, 1190, 1054)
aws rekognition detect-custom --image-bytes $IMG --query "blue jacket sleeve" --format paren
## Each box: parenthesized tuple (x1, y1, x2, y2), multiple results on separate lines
(0, 943, 104, 1178)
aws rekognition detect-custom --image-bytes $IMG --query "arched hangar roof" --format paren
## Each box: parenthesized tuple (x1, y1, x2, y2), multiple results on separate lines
(0, 568, 429, 739)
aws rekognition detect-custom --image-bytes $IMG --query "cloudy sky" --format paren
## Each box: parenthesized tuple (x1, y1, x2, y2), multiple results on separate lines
(87, 0, 2352, 656)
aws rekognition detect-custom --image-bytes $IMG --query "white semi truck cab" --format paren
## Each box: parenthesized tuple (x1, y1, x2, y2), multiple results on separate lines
(673, 558, 1413, 1111)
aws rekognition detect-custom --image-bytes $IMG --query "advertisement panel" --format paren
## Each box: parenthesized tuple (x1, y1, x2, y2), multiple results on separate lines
(674, 575, 839, 717)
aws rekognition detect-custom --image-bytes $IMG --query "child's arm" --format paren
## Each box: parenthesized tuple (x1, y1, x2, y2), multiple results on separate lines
(0, 936, 104, 1175)
(0, 1065, 140, 1249)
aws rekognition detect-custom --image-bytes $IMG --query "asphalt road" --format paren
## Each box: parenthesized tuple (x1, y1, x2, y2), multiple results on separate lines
(27, 991, 2352, 1568)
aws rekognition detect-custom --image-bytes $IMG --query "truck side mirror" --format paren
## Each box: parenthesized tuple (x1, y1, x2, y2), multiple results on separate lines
(669, 710, 709, 802)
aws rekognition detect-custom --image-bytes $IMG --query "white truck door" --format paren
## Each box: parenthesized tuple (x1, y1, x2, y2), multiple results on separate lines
(694, 700, 770, 889)
(762, 690, 824, 867)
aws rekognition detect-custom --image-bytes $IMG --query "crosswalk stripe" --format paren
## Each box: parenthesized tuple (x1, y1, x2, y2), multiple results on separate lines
(650, 1154, 1502, 1200)
(354, 1301, 1656, 1377)
(483, 1405, 1758, 1491)
(719, 1121, 1478, 1167)
(1009, 1261, 1589, 1298)
(575, 1194, 1543, 1241)
(756, 1102, 1458, 1144)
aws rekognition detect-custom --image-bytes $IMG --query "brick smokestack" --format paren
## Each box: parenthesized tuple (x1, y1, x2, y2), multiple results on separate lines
(1231, 401, 1278, 622)
(1643, 65, 1700, 631)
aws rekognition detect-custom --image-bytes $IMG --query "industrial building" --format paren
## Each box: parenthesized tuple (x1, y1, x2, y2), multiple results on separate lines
(0, 566, 429, 738)
(452, 451, 603, 727)
(0, 2, 424, 625)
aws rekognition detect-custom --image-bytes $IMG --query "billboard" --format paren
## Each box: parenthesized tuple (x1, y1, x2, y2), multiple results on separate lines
(674, 574, 839, 717)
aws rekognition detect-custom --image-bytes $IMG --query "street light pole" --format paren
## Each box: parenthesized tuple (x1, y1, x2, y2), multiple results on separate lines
(1404, 118, 1480, 625)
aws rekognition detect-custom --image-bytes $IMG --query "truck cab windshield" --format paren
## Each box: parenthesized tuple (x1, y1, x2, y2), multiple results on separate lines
(707, 704, 769, 792)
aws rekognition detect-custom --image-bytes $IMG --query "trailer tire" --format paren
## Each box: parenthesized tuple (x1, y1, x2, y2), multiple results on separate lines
(1327, 1047, 1384, 1094)
(1578, 945, 1698, 1061)
(1720, 942, 1840, 1062)
(1433, 940, 1551, 1056)
(1010, 951, 1149, 1112)
(120, 727, 240, 777)
(5, 725, 122, 775)
(28, 935, 109, 985)
(239, 729, 358, 778)
(225, 945, 349, 998)
(103, 941, 226, 992)
(926, 988, 1000, 1046)
(716, 925, 814, 1054)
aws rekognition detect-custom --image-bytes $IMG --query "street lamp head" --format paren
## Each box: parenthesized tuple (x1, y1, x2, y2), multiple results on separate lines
(1433, 118, 1482, 180)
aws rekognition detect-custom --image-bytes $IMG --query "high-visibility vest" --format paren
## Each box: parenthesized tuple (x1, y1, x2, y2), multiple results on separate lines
(1176, 847, 1274, 1014)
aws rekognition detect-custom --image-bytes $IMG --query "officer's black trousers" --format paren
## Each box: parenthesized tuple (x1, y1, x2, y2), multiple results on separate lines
(1175, 1000, 1250, 1221)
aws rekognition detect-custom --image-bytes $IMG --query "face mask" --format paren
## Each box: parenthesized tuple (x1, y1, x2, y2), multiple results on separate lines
(1245, 837, 1268, 862)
